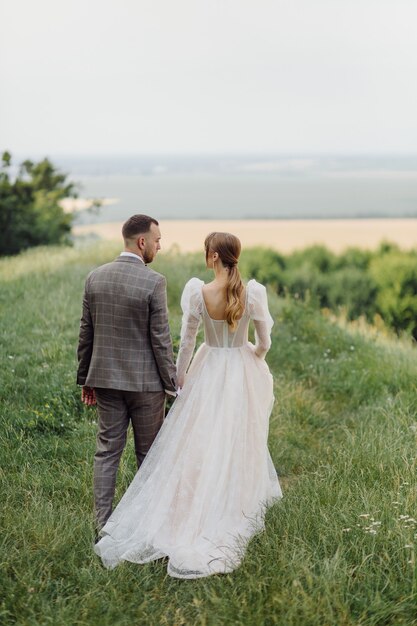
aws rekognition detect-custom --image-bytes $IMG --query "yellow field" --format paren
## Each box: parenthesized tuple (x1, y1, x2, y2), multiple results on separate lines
(74, 218, 417, 253)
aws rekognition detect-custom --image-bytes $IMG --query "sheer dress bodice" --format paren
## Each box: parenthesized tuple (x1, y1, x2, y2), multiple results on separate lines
(202, 303, 250, 348)
(176, 278, 274, 386)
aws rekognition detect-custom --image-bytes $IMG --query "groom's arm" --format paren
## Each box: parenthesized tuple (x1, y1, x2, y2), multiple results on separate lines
(149, 276, 178, 393)
(77, 281, 94, 386)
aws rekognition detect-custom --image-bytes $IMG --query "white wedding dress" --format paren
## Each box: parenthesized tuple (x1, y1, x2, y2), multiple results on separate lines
(94, 278, 282, 578)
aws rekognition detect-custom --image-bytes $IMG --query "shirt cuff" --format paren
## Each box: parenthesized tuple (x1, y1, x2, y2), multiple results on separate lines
(164, 389, 177, 397)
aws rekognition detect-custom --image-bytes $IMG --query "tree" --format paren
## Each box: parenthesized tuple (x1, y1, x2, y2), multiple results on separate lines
(0, 152, 76, 256)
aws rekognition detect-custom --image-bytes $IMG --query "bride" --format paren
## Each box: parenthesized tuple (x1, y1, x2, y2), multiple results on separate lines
(94, 232, 282, 579)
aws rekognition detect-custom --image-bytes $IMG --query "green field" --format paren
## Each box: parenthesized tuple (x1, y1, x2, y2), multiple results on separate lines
(1, 242, 417, 626)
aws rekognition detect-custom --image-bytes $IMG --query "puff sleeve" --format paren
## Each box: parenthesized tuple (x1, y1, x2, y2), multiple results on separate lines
(176, 278, 204, 387)
(247, 279, 274, 359)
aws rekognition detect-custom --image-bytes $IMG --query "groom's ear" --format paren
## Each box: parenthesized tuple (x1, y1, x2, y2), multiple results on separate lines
(137, 235, 146, 250)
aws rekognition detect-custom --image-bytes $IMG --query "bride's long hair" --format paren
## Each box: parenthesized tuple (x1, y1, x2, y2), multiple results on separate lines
(204, 232, 244, 331)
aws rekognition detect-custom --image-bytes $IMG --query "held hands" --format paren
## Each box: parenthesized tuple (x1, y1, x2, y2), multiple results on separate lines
(81, 386, 96, 406)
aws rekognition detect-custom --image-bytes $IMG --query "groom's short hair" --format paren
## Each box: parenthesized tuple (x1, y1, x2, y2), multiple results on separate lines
(122, 214, 159, 240)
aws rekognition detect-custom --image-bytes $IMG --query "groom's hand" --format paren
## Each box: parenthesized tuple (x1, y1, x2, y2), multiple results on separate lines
(81, 386, 96, 406)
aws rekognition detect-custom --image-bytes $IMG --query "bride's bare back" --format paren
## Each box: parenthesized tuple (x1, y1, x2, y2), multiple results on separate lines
(202, 282, 245, 321)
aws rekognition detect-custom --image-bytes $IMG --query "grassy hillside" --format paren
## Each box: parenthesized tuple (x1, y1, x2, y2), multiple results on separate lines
(1, 243, 416, 626)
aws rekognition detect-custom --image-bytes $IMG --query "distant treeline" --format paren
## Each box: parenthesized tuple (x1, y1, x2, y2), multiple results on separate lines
(240, 244, 417, 340)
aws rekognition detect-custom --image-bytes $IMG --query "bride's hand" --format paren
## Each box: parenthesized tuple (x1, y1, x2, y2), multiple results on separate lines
(247, 342, 264, 359)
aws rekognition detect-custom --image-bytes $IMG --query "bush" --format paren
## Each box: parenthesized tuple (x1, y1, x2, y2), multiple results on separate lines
(286, 245, 337, 273)
(370, 251, 417, 339)
(239, 247, 286, 289)
(335, 247, 373, 271)
(326, 267, 378, 320)
(282, 265, 331, 307)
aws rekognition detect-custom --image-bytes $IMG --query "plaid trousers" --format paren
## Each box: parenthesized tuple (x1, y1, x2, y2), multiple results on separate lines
(93, 388, 166, 529)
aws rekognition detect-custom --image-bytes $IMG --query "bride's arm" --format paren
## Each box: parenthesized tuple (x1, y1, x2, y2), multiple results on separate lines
(248, 280, 274, 360)
(176, 312, 200, 388)
(253, 319, 272, 359)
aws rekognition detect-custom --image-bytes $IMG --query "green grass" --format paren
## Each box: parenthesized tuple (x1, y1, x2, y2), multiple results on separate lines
(1, 243, 417, 625)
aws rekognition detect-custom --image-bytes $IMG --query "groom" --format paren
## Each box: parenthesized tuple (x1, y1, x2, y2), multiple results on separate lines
(77, 214, 177, 532)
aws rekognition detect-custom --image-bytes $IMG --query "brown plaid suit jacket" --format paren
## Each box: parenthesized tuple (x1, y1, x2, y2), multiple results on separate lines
(77, 255, 177, 392)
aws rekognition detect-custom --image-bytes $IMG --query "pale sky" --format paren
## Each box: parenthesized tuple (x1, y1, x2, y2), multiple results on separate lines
(1, 0, 417, 156)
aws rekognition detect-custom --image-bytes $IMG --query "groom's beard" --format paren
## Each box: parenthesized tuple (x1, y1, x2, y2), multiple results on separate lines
(143, 246, 155, 265)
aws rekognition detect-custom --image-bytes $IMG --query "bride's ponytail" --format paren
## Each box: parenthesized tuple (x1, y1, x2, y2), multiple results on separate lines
(204, 232, 245, 331)
(225, 263, 245, 330)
